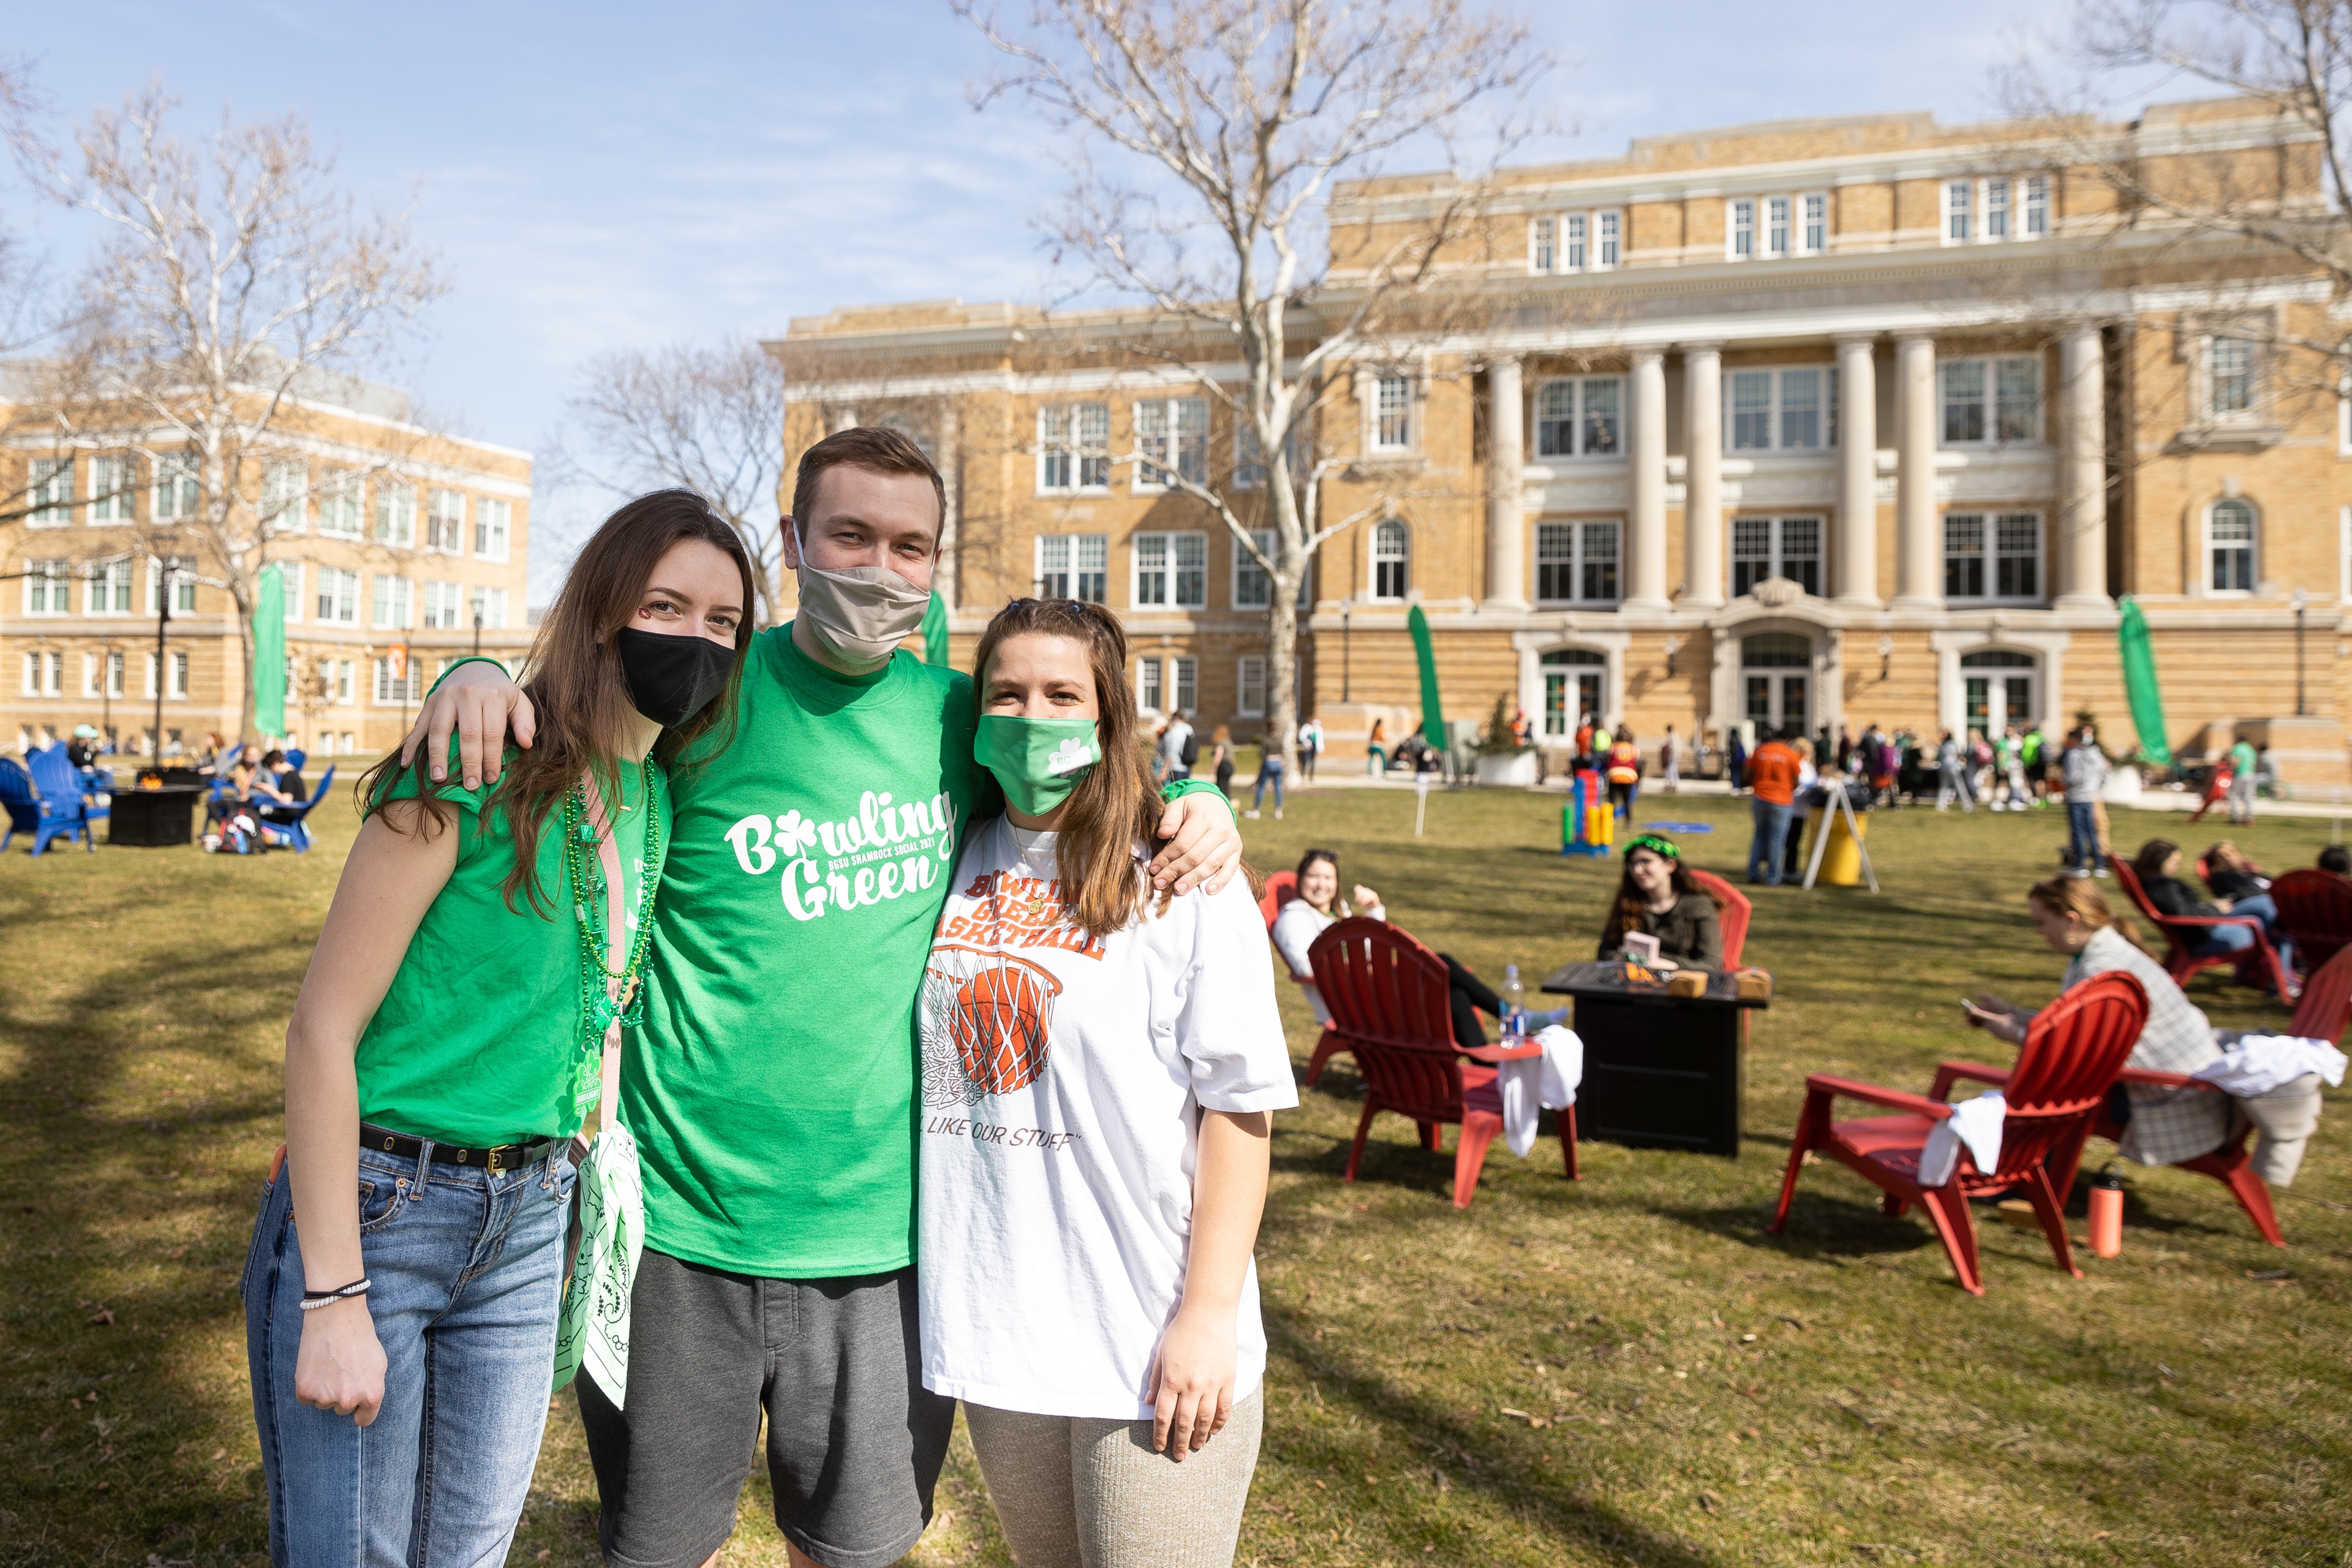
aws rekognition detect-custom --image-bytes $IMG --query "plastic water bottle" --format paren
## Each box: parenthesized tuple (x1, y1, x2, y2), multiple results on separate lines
(1501, 963, 1526, 1042)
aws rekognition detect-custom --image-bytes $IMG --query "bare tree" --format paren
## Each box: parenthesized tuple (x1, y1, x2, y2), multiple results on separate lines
(9, 85, 444, 741)
(559, 337, 791, 625)
(956, 0, 1545, 769)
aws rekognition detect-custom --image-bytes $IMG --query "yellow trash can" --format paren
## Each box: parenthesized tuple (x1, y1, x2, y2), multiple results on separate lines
(1802, 804, 1868, 886)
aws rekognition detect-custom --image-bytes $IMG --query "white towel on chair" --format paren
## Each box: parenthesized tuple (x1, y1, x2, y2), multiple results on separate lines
(1917, 1091, 2005, 1188)
(1499, 1025, 1585, 1158)
(2192, 1035, 2348, 1098)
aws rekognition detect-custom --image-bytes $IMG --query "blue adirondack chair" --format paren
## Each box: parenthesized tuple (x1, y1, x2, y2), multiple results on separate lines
(24, 745, 94, 856)
(260, 764, 337, 853)
(0, 757, 37, 851)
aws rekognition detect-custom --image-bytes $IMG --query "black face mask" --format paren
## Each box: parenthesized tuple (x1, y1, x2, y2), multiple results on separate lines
(617, 627, 737, 728)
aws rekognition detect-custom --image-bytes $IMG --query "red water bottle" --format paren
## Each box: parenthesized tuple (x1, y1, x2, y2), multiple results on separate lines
(2088, 1164, 2125, 1259)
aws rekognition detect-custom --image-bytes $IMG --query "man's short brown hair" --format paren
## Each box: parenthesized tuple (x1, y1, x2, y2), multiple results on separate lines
(790, 426, 946, 541)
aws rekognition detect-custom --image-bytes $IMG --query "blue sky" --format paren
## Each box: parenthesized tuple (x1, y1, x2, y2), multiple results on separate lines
(7, 0, 2095, 597)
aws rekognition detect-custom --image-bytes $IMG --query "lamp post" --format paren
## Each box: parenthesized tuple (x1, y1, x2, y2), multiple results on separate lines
(152, 561, 172, 759)
(1340, 596, 1353, 702)
(2294, 587, 2310, 717)
(472, 608, 483, 657)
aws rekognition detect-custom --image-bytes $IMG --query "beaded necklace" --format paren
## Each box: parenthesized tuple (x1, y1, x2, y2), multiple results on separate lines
(562, 756, 667, 1060)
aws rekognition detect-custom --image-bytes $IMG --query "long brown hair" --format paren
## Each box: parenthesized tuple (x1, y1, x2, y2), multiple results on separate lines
(2027, 874, 2150, 954)
(2132, 837, 2179, 884)
(360, 489, 756, 914)
(1600, 837, 1708, 953)
(971, 598, 1215, 943)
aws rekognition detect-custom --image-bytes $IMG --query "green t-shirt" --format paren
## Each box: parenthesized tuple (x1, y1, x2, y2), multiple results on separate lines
(355, 745, 666, 1147)
(626, 627, 989, 1276)
(2230, 741, 2258, 775)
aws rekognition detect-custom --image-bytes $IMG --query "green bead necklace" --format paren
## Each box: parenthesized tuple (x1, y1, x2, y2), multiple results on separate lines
(563, 756, 666, 1056)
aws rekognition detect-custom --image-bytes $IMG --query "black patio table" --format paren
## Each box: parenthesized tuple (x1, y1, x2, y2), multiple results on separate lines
(1539, 960, 1771, 1158)
(108, 786, 204, 848)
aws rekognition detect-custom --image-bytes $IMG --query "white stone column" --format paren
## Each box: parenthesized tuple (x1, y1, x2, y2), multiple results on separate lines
(1892, 334, 1942, 610)
(1626, 348, 1670, 611)
(2057, 325, 2109, 610)
(1681, 342, 1724, 609)
(1485, 356, 1527, 608)
(1834, 334, 1881, 607)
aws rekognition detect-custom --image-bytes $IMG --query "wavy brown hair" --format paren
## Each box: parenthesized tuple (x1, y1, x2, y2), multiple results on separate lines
(359, 489, 756, 915)
(1600, 838, 1714, 954)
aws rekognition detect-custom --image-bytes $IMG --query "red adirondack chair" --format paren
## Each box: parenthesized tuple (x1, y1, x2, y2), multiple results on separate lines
(1769, 971, 2148, 1295)
(2271, 867, 2352, 976)
(1308, 916, 1576, 1207)
(1262, 868, 1349, 1085)
(1684, 867, 1751, 968)
(2111, 859, 2295, 1000)
(1259, 869, 1300, 930)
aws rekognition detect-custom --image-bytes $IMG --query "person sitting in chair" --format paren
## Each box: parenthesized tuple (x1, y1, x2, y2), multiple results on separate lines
(1272, 848, 1545, 1047)
(1597, 833, 1723, 971)
(2134, 837, 2290, 974)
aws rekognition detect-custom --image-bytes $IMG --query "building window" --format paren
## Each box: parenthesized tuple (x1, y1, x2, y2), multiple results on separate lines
(1371, 518, 1409, 601)
(1597, 209, 1619, 268)
(1132, 531, 1206, 609)
(475, 497, 511, 560)
(22, 559, 70, 614)
(1946, 180, 1973, 243)
(421, 579, 464, 630)
(2207, 499, 2257, 592)
(1565, 212, 1586, 269)
(169, 650, 189, 699)
(470, 585, 509, 630)
(149, 556, 198, 614)
(1235, 530, 1272, 609)
(1542, 647, 1606, 739)
(374, 656, 421, 706)
(88, 455, 132, 523)
(371, 574, 413, 630)
(1940, 355, 2041, 445)
(1535, 520, 1621, 605)
(1725, 366, 1838, 452)
(22, 650, 62, 696)
(276, 560, 304, 624)
(1985, 178, 2011, 239)
(2023, 175, 2049, 236)
(1534, 376, 1623, 458)
(1037, 402, 1111, 492)
(154, 454, 200, 521)
(376, 480, 416, 546)
(316, 470, 363, 537)
(1540, 209, 1615, 271)
(2206, 337, 2256, 420)
(315, 565, 360, 624)
(86, 557, 135, 615)
(1137, 655, 1163, 714)
(1134, 397, 1208, 489)
(1804, 192, 1826, 252)
(1171, 656, 1196, 714)
(1727, 192, 1827, 260)
(1371, 375, 1412, 451)
(1237, 655, 1266, 718)
(1730, 198, 1754, 259)
(1035, 533, 1107, 603)
(426, 488, 466, 552)
(1943, 511, 2042, 601)
(27, 458, 72, 527)
(1234, 419, 1307, 489)
(262, 461, 307, 532)
(105, 650, 126, 698)
(1530, 215, 1556, 274)
(1732, 515, 1822, 597)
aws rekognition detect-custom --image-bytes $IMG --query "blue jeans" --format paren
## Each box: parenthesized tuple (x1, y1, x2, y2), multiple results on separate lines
(1253, 757, 1286, 810)
(243, 1140, 576, 1567)
(1748, 797, 1795, 886)
(2201, 892, 2290, 969)
(2066, 801, 2103, 871)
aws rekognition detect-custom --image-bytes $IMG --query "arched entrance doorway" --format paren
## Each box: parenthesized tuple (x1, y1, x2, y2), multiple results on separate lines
(1541, 648, 1606, 741)
(1961, 650, 2040, 736)
(1741, 631, 1812, 736)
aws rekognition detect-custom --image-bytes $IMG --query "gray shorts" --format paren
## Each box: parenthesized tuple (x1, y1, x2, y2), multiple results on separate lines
(576, 1249, 954, 1568)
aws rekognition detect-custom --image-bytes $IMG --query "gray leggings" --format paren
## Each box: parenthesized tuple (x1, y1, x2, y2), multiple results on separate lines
(963, 1391, 1264, 1567)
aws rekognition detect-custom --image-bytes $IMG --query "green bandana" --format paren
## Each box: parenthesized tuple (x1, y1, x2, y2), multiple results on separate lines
(974, 715, 1101, 816)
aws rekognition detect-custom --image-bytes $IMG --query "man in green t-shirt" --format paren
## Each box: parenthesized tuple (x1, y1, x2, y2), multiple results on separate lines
(405, 431, 1242, 1568)
(2228, 735, 2261, 824)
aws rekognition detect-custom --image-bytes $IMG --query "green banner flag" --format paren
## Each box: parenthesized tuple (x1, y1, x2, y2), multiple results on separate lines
(1408, 602, 1447, 750)
(922, 590, 951, 666)
(2117, 596, 2170, 766)
(252, 564, 287, 737)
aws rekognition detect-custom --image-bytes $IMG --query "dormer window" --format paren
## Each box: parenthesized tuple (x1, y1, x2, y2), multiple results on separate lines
(1726, 193, 1827, 260)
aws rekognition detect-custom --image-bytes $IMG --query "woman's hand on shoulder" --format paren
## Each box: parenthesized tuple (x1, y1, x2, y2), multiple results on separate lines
(398, 660, 535, 790)
(1148, 793, 1243, 896)
(1148, 1302, 1238, 1461)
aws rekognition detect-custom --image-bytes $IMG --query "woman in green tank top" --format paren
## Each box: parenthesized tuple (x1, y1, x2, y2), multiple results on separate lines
(239, 490, 753, 1567)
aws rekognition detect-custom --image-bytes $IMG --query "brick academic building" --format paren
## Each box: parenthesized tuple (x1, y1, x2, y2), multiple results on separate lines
(776, 96, 2351, 784)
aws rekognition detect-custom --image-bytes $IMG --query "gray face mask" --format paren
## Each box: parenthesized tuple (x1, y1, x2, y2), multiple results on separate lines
(794, 560, 931, 671)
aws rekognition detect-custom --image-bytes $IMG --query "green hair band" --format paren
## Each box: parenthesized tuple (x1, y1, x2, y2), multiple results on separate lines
(1624, 834, 1680, 860)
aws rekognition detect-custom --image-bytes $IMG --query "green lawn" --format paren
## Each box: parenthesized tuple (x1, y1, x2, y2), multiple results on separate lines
(2, 781, 2346, 1566)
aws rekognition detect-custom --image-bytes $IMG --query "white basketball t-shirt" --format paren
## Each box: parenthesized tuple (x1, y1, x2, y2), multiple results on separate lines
(917, 818, 1298, 1420)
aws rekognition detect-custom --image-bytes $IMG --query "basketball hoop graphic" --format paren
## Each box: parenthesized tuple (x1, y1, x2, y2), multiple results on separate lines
(921, 943, 1062, 1107)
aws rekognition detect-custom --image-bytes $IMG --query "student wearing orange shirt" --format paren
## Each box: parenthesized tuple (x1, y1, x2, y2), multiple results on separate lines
(1744, 728, 1803, 886)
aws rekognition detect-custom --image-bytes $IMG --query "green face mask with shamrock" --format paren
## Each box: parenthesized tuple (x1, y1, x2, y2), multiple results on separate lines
(974, 714, 1102, 817)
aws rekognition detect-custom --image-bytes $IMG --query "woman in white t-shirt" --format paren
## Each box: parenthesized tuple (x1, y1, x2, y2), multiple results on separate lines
(921, 597, 1297, 1567)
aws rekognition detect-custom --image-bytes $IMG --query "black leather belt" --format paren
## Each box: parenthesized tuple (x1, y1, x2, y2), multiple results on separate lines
(360, 1123, 556, 1174)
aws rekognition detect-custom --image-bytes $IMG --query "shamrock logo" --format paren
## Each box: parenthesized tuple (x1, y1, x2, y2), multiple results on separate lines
(774, 809, 823, 856)
(1047, 736, 1094, 776)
